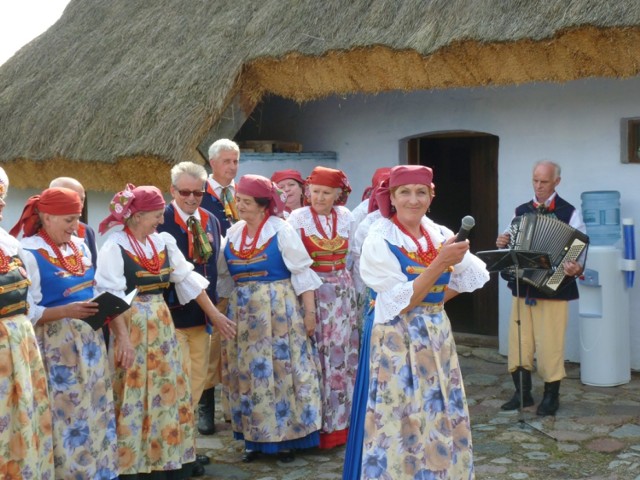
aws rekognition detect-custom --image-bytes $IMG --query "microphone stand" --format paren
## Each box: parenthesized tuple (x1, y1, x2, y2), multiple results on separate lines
(513, 261, 557, 441)
(476, 248, 557, 440)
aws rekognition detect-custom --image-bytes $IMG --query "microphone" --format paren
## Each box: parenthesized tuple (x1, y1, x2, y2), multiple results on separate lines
(455, 215, 475, 242)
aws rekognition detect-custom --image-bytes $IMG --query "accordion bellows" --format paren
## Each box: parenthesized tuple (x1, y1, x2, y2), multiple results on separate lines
(509, 213, 590, 295)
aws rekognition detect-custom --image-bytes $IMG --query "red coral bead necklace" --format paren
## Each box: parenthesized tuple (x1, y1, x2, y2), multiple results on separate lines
(38, 228, 86, 276)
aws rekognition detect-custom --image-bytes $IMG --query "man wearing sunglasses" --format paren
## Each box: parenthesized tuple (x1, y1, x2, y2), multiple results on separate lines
(158, 161, 223, 475)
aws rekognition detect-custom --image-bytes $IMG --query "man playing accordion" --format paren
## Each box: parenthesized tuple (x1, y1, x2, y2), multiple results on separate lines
(496, 160, 586, 416)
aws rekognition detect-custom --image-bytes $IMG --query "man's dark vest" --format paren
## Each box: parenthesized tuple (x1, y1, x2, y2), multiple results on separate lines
(508, 195, 580, 301)
(201, 184, 232, 236)
(158, 204, 221, 329)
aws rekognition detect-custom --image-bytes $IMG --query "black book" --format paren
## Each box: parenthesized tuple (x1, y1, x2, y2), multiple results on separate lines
(82, 289, 138, 331)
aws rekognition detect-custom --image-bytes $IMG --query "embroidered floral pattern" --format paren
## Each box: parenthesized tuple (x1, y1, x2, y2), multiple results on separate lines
(222, 279, 322, 449)
(0, 316, 54, 479)
(361, 310, 474, 479)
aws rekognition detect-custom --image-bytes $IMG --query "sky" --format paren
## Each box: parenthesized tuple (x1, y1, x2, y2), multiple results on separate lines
(0, 0, 71, 66)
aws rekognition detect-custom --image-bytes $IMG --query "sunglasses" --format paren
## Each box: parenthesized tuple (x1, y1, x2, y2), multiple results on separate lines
(176, 189, 205, 198)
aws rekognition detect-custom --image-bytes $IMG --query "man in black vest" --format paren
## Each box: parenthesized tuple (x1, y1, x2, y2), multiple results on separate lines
(496, 160, 586, 416)
(157, 161, 222, 473)
(199, 139, 239, 434)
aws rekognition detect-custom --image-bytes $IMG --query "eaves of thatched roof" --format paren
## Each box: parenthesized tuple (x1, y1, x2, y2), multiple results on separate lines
(1, 0, 639, 191)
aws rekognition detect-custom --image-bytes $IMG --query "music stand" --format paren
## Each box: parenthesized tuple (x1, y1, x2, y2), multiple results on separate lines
(477, 249, 556, 440)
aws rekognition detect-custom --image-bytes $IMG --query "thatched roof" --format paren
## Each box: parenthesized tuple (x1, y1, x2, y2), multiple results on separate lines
(1, 0, 640, 190)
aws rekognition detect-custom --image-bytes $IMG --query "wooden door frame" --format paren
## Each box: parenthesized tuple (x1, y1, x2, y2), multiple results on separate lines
(404, 131, 499, 335)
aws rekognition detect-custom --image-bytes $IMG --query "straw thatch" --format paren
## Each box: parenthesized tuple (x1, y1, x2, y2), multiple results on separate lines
(1, 0, 640, 190)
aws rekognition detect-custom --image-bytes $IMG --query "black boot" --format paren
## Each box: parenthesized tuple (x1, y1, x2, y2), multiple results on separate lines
(536, 381, 560, 416)
(501, 367, 534, 411)
(197, 387, 216, 435)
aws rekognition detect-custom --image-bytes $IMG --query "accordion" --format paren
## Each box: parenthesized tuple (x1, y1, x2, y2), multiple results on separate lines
(508, 212, 589, 295)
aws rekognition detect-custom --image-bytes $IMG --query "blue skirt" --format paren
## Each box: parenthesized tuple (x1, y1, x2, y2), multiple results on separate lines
(342, 299, 375, 479)
(235, 430, 320, 454)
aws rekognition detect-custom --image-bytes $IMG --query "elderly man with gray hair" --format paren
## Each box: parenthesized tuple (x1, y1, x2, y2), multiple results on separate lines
(198, 138, 240, 435)
(157, 161, 223, 474)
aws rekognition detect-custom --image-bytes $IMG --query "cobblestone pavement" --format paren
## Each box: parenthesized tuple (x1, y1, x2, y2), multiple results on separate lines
(194, 342, 640, 480)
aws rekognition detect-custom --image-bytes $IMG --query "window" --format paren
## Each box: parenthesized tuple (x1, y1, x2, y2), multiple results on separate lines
(622, 118, 640, 164)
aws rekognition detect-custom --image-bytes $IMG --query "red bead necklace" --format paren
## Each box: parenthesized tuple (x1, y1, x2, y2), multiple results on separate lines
(38, 229, 86, 276)
(0, 247, 12, 274)
(125, 227, 162, 274)
(236, 214, 270, 259)
(311, 207, 337, 239)
(392, 215, 439, 266)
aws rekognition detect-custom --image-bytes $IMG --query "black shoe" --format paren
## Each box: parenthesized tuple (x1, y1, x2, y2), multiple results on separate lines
(196, 454, 210, 465)
(501, 390, 535, 410)
(536, 381, 560, 416)
(191, 461, 205, 477)
(501, 368, 534, 410)
(242, 450, 260, 463)
(278, 450, 295, 463)
(197, 388, 216, 435)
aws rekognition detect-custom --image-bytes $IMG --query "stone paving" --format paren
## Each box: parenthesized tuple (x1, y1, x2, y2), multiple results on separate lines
(194, 342, 640, 479)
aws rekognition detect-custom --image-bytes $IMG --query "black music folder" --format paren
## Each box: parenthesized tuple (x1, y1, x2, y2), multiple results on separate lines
(476, 249, 551, 274)
(82, 289, 138, 330)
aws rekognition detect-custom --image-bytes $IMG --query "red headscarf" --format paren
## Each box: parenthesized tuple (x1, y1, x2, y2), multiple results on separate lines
(10, 187, 83, 237)
(376, 165, 434, 218)
(367, 168, 392, 213)
(237, 175, 286, 217)
(362, 167, 392, 201)
(99, 184, 165, 234)
(305, 166, 351, 206)
(271, 169, 304, 186)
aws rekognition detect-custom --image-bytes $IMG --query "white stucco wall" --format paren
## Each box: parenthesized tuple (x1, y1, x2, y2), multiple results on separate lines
(3, 75, 639, 370)
(239, 76, 640, 370)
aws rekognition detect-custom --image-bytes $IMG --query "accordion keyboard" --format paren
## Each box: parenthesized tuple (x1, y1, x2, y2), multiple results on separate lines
(545, 238, 588, 291)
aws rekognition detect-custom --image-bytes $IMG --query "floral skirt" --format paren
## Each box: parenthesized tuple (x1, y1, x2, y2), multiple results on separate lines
(222, 279, 322, 453)
(36, 316, 118, 479)
(361, 309, 474, 480)
(315, 269, 359, 447)
(0, 314, 54, 479)
(112, 294, 195, 476)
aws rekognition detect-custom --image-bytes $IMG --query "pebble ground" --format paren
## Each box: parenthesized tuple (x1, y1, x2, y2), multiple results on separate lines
(194, 340, 640, 480)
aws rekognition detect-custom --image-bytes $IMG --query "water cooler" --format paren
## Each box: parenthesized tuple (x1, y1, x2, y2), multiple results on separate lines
(578, 191, 636, 386)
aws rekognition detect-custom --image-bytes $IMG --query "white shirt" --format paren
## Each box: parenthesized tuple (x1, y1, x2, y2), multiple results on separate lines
(351, 198, 370, 230)
(360, 216, 490, 325)
(21, 234, 93, 323)
(94, 230, 208, 305)
(206, 176, 235, 198)
(172, 200, 201, 222)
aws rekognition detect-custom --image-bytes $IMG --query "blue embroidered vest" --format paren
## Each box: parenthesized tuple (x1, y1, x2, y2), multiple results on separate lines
(224, 234, 290, 283)
(387, 242, 450, 304)
(27, 245, 94, 307)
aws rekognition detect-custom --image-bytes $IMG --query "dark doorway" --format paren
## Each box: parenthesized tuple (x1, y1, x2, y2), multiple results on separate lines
(407, 133, 499, 335)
